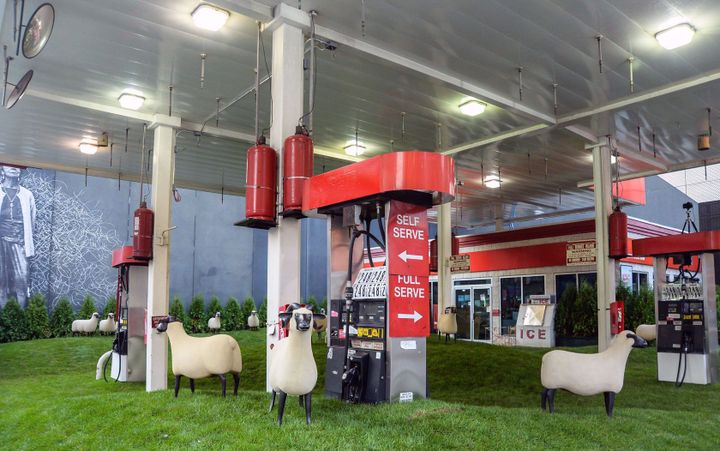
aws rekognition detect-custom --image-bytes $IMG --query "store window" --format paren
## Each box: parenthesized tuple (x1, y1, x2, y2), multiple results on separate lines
(632, 272, 649, 293)
(555, 274, 577, 299)
(500, 275, 545, 335)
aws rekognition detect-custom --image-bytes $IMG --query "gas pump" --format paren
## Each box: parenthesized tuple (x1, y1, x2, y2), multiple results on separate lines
(632, 205, 719, 386)
(301, 151, 455, 403)
(104, 245, 148, 382)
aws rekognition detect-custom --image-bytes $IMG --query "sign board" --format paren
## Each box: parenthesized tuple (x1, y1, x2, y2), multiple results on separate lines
(449, 254, 470, 273)
(566, 240, 596, 266)
(387, 201, 429, 338)
(353, 266, 388, 299)
(515, 303, 556, 348)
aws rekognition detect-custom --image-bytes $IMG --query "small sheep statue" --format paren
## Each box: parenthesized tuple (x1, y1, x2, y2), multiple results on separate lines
(635, 324, 656, 342)
(247, 310, 260, 331)
(99, 313, 117, 335)
(72, 312, 100, 336)
(313, 308, 327, 341)
(438, 306, 457, 343)
(540, 330, 647, 417)
(156, 317, 242, 398)
(208, 312, 221, 333)
(268, 304, 326, 426)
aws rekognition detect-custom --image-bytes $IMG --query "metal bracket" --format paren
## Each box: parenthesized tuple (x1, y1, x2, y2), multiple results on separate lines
(155, 226, 177, 246)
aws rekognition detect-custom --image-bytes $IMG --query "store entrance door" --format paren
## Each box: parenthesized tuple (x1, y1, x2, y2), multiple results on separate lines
(454, 285, 492, 342)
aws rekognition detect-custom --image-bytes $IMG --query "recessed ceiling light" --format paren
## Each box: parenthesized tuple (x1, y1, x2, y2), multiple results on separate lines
(191, 3, 230, 31)
(655, 23, 695, 50)
(484, 175, 501, 189)
(79, 140, 98, 155)
(458, 99, 487, 117)
(118, 89, 145, 110)
(344, 140, 366, 156)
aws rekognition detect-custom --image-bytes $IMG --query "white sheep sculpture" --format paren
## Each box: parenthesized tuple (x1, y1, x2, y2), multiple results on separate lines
(247, 310, 260, 330)
(635, 324, 656, 342)
(99, 313, 117, 335)
(268, 304, 326, 426)
(540, 330, 647, 417)
(437, 306, 457, 343)
(312, 308, 327, 340)
(156, 317, 242, 397)
(208, 312, 221, 333)
(72, 312, 100, 335)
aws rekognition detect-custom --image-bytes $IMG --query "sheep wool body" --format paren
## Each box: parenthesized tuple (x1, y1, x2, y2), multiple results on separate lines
(636, 324, 656, 342)
(99, 314, 117, 333)
(438, 313, 457, 334)
(541, 330, 636, 395)
(247, 312, 259, 329)
(72, 313, 100, 333)
(208, 313, 221, 331)
(269, 308, 317, 396)
(165, 322, 242, 379)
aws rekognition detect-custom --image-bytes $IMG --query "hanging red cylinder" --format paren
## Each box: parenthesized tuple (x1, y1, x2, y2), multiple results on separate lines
(429, 238, 438, 272)
(132, 202, 154, 260)
(609, 208, 628, 259)
(283, 126, 314, 214)
(245, 137, 277, 222)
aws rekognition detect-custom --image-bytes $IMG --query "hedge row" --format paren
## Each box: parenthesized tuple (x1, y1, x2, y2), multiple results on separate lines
(170, 295, 268, 334)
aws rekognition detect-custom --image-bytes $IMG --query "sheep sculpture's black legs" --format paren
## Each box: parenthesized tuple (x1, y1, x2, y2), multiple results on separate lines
(174, 375, 182, 398)
(304, 393, 312, 425)
(232, 373, 240, 396)
(277, 391, 288, 426)
(299, 394, 304, 408)
(219, 374, 227, 398)
(269, 391, 276, 413)
(189, 379, 195, 393)
(604, 392, 615, 418)
(541, 388, 556, 413)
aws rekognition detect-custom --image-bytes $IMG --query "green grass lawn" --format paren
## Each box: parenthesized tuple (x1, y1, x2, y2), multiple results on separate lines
(1, 331, 719, 450)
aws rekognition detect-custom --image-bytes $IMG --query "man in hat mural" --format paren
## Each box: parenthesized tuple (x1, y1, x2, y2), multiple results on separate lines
(0, 165, 36, 308)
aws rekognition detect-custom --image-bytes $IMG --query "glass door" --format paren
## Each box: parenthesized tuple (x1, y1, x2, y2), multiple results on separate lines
(455, 288, 471, 339)
(473, 287, 491, 341)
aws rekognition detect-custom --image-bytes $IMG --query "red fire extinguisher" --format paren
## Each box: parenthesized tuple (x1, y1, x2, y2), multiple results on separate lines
(609, 207, 628, 259)
(610, 300, 625, 335)
(282, 126, 314, 216)
(132, 201, 154, 260)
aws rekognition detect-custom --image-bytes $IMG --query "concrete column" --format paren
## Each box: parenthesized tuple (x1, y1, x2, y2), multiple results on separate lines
(592, 144, 615, 351)
(437, 202, 453, 314)
(265, 5, 309, 391)
(145, 114, 180, 392)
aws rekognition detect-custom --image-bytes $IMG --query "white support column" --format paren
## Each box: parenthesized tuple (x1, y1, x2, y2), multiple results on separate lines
(145, 114, 180, 392)
(592, 144, 615, 351)
(265, 5, 309, 391)
(438, 202, 453, 314)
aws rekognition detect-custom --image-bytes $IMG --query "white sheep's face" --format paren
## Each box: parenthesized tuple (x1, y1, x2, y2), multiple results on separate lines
(92, 313, 100, 319)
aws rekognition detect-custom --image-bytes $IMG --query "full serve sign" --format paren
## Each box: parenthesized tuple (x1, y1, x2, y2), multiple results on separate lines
(387, 201, 430, 337)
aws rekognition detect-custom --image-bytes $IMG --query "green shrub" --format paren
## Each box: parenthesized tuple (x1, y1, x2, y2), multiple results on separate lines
(207, 296, 223, 321)
(102, 296, 117, 318)
(26, 293, 50, 339)
(1, 298, 28, 342)
(555, 284, 577, 337)
(617, 283, 655, 332)
(50, 298, 75, 337)
(259, 297, 267, 326)
(0, 303, 5, 343)
(241, 297, 256, 329)
(305, 295, 318, 313)
(573, 282, 597, 337)
(187, 294, 206, 333)
(223, 297, 242, 331)
(78, 295, 97, 320)
(169, 296, 186, 325)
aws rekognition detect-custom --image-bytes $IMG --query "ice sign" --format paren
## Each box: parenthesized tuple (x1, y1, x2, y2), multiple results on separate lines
(353, 266, 388, 300)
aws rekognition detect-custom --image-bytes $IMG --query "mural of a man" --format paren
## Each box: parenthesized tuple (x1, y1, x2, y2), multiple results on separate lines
(0, 165, 36, 308)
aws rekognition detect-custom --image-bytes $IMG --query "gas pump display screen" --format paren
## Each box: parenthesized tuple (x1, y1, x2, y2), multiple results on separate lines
(523, 305, 546, 326)
(357, 302, 386, 326)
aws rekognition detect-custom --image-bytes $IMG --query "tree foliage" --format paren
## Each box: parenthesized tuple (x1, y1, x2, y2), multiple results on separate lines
(26, 293, 50, 339)
(50, 297, 75, 338)
(78, 295, 97, 320)
(223, 297, 242, 331)
(187, 294, 206, 333)
(169, 296, 186, 325)
(1, 298, 28, 342)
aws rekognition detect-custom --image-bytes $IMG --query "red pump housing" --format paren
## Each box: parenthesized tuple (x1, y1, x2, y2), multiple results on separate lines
(245, 138, 278, 223)
(132, 202, 154, 260)
(282, 126, 314, 217)
(609, 208, 628, 259)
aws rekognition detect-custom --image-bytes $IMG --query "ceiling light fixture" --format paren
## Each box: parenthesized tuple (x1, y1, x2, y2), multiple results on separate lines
(191, 3, 230, 31)
(118, 89, 145, 110)
(458, 98, 487, 117)
(484, 175, 501, 189)
(344, 140, 366, 156)
(79, 140, 98, 155)
(655, 23, 695, 50)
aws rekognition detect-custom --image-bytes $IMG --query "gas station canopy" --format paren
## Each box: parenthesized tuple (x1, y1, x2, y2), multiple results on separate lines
(1, 0, 719, 226)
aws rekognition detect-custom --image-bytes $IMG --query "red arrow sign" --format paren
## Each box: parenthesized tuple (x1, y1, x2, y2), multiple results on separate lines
(387, 202, 429, 277)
